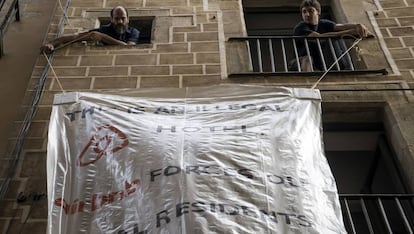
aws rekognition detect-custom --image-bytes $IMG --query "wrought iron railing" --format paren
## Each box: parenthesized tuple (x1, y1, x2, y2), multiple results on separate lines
(228, 36, 387, 76)
(340, 194, 414, 234)
(0, 0, 20, 57)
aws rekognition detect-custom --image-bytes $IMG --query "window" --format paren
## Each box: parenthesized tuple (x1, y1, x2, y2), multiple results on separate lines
(99, 17, 154, 44)
(323, 122, 414, 233)
(244, 7, 301, 36)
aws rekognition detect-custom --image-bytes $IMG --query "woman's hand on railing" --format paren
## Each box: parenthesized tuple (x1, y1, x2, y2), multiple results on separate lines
(365, 32, 375, 39)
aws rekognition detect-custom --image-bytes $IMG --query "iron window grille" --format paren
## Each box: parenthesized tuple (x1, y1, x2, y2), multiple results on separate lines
(340, 194, 414, 234)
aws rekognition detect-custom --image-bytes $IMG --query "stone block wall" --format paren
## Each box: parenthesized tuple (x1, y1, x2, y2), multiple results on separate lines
(374, 0, 414, 79)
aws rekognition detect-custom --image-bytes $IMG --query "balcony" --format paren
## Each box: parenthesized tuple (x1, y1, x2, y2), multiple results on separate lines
(340, 194, 414, 233)
(227, 36, 387, 77)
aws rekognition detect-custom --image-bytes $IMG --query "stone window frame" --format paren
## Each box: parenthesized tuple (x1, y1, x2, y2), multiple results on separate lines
(98, 16, 155, 44)
(83, 8, 194, 45)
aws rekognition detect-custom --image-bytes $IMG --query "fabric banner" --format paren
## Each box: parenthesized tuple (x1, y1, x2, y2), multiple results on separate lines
(47, 85, 346, 234)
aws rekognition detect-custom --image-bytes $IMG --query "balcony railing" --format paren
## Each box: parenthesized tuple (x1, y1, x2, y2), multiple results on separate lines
(340, 194, 414, 234)
(0, 0, 20, 57)
(228, 36, 387, 77)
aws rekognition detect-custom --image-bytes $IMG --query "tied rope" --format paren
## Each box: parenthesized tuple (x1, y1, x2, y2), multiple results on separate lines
(311, 36, 363, 89)
(42, 51, 65, 93)
(41, 32, 92, 93)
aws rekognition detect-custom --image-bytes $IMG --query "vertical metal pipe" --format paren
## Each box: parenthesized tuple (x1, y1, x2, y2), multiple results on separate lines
(292, 38, 301, 72)
(256, 39, 263, 73)
(246, 39, 253, 72)
(316, 38, 327, 71)
(395, 197, 414, 234)
(281, 39, 288, 72)
(304, 38, 314, 72)
(360, 198, 375, 234)
(328, 38, 341, 70)
(268, 38, 275, 72)
(377, 198, 393, 233)
(343, 198, 357, 234)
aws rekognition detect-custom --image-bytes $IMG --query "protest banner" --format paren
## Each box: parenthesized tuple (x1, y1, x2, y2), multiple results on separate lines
(47, 85, 346, 233)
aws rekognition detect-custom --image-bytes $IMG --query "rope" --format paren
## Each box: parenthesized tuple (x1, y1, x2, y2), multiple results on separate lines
(311, 36, 363, 89)
(42, 51, 66, 93)
(40, 32, 96, 93)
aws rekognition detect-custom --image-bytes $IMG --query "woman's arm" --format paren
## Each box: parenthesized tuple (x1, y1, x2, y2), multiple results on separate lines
(307, 23, 370, 38)
(334, 23, 369, 37)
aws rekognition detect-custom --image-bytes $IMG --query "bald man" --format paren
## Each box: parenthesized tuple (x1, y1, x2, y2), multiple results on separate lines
(41, 6, 140, 53)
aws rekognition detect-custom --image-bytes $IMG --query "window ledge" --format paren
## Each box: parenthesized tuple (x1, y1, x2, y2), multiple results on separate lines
(228, 69, 388, 77)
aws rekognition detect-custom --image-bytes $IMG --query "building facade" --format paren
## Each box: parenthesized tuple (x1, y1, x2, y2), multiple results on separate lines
(0, 0, 414, 233)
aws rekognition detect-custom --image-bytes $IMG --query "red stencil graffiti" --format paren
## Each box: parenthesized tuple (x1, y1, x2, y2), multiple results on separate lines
(78, 124, 129, 167)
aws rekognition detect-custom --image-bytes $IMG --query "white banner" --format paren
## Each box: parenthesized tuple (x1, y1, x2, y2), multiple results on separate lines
(47, 85, 346, 234)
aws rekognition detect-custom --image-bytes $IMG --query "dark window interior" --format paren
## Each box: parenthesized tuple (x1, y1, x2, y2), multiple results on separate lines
(243, 7, 333, 36)
(99, 17, 153, 44)
(323, 122, 409, 194)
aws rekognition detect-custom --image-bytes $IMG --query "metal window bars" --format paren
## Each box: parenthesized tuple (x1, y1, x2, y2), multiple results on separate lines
(340, 194, 414, 234)
(228, 36, 387, 77)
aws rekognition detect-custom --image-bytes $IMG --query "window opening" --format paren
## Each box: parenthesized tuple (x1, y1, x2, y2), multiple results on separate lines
(244, 7, 302, 36)
(99, 17, 153, 44)
(323, 122, 414, 233)
(244, 7, 334, 36)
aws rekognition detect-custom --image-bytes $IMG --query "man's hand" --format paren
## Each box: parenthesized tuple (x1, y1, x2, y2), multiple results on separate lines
(40, 43, 54, 54)
(355, 24, 369, 38)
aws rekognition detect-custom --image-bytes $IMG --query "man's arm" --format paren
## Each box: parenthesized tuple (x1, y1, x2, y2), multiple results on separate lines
(93, 32, 128, 45)
(40, 32, 89, 53)
(335, 23, 370, 37)
(40, 31, 127, 53)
